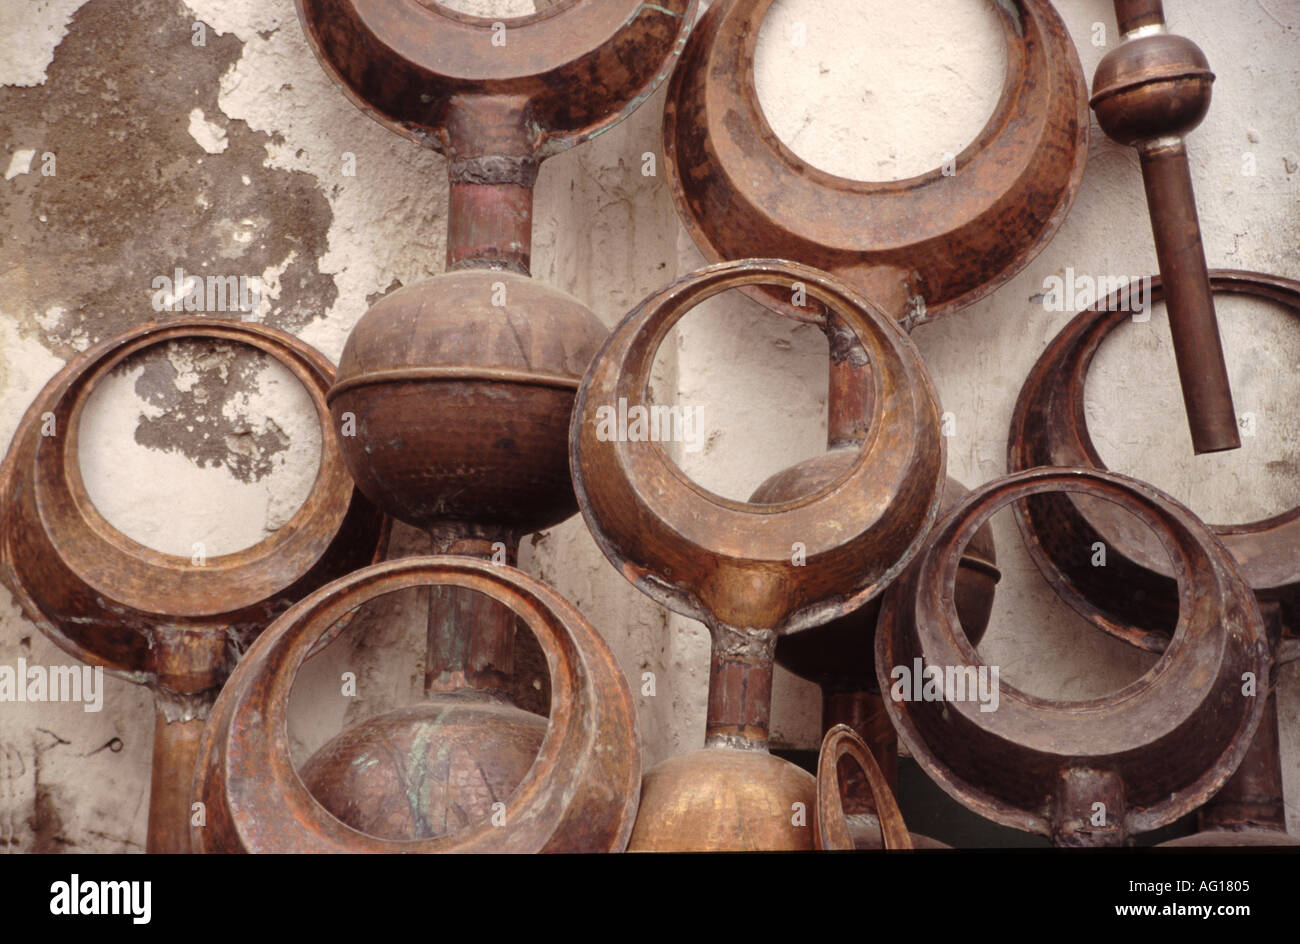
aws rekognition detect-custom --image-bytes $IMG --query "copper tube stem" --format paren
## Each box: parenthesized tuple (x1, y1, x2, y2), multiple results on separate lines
(1113, 0, 1165, 36)
(146, 711, 206, 854)
(1095, 0, 1239, 454)
(1138, 141, 1240, 453)
(826, 316, 874, 448)
(147, 627, 225, 854)
(424, 524, 520, 697)
(444, 96, 537, 275)
(705, 625, 775, 748)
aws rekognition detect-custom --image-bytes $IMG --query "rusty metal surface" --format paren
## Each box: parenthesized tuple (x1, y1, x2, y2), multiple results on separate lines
(1009, 283, 1299, 843)
(1091, 0, 1238, 453)
(0, 320, 389, 854)
(768, 474, 998, 697)
(572, 259, 943, 851)
(815, 725, 912, 852)
(297, 0, 696, 158)
(192, 557, 641, 853)
(662, 0, 1089, 325)
(762, 470, 997, 838)
(877, 468, 1269, 847)
(1008, 270, 1300, 648)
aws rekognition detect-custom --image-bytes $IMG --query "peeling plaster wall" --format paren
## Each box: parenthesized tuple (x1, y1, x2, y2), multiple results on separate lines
(1, 0, 1298, 851)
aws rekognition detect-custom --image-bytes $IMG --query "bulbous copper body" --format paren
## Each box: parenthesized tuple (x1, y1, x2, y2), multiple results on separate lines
(628, 749, 817, 852)
(328, 271, 608, 534)
(300, 697, 547, 842)
(1091, 33, 1213, 147)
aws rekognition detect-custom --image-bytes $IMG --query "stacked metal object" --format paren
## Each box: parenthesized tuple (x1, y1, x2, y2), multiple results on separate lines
(1, 0, 1293, 852)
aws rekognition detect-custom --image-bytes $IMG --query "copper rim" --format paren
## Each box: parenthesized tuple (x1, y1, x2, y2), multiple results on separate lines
(0, 319, 388, 682)
(192, 556, 641, 853)
(663, 0, 1089, 324)
(571, 259, 944, 634)
(877, 468, 1269, 841)
(1008, 270, 1300, 655)
(295, 0, 698, 157)
(815, 724, 912, 851)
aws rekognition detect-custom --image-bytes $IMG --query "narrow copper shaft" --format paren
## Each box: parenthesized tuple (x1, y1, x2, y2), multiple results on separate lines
(826, 314, 874, 448)
(425, 524, 519, 697)
(1139, 141, 1240, 453)
(147, 711, 206, 854)
(147, 627, 226, 854)
(1199, 604, 1286, 832)
(705, 625, 776, 749)
(823, 690, 898, 815)
(1113, 0, 1165, 36)
(445, 96, 537, 275)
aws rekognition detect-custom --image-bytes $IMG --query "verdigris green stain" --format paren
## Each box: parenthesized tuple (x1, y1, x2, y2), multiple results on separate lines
(405, 724, 437, 836)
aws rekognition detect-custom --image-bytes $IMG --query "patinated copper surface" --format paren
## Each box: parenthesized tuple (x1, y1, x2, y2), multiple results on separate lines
(1009, 270, 1300, 844)
(286, 0, 698, 846)
(767, 473, 997, 795)
(312, 272, 607, 839)
(192, 557, 641, 853)
(663, 0, 1089, 325)
(815, 725, 912, 852)
(297, 0, 696, 274)
(1009, 271, 1300, 650)
(572, 259, 944, 851)
(877, 468, 1269, 847)
(329, 271, 607, 538)
(300, 699, 547, 840)
(1091, 0, 1238, 454)
(0, 320, 388, 854)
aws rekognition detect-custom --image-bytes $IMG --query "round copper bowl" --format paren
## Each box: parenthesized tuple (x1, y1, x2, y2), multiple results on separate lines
(192, 556, 641, 853)
(663, 0, 1089, 324)
(0, 319, 388, 684)
(571, 259, 945, 635)
(877, 468, 1269, 846)
(0, 319, 388, 853)
(328, 270, 608, 536)
(1008, 270, 1300, 653)
(815, 725, 912, 851)
(571, 259, 943, 851)
(296, 0, 697, 157)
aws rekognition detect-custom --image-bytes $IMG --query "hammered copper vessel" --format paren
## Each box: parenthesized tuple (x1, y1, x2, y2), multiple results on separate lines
(281, 0, 694, 844)
(1091, 0, 1238, 453)
(307, 276, 602, 838)
(663, 0, 1089, 326)
(0, 320, 388, 854)
(877, 468, 1269, 847)
(1009, 270, 1300, 845)
(571, 259, 944, 851)
(192, 557, 641, 853)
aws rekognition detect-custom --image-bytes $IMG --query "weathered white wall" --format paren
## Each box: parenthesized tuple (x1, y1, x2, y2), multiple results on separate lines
(1, 0, 1297, 850)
